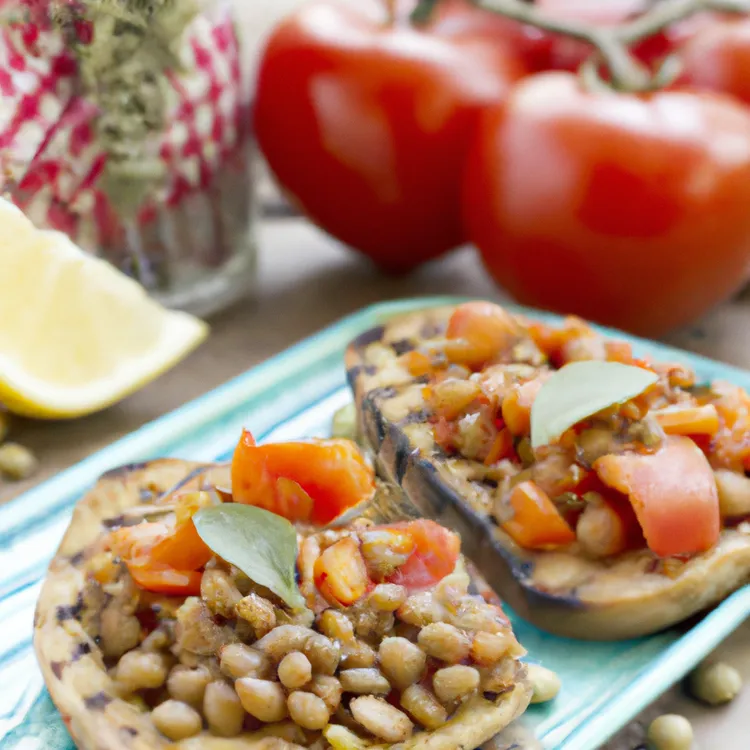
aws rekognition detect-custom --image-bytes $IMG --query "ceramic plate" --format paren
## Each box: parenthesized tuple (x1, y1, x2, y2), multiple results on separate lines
(1, 296, 749, 750)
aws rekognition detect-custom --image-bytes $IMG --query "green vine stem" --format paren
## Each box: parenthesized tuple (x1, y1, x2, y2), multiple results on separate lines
(412, 0, 750, 92)
(411, 0, 440, 24)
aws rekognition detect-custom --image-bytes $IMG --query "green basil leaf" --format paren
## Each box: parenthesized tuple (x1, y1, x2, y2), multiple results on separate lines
(530, 361, 659, 449)
(193, 504, 306, 611)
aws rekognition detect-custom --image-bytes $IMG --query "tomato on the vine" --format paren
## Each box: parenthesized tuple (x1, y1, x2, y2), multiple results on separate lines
(680, 18, 750, 106)
(254, 1, 526, 272)
(463, 72, 750, 337)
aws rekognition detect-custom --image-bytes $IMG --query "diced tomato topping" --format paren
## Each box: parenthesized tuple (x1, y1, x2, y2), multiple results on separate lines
(107, 492, 214, 596)
(604, 340, 634, 364)
(384, 520, 461, 592)
(231, 431, 375, 524)
(502, 376, 550, 436)
(444, 301, 519, 368)
(148, 519, 213, 571)
(433, 417, 457, 453)
(594, 436, 720, 557)
(484, 428, 515, 465)
(653, 404, 720, 437)
(500, 480, 576, 550)
(128, 567, 203, 597)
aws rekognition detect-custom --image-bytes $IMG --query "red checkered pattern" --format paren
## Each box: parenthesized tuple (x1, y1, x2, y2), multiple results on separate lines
(0, 2, 249, 258)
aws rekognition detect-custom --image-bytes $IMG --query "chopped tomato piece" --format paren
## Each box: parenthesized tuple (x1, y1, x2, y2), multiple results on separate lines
(149, 519, 213, 571)
(231, 431, 375, 524)
(485, 428, 515, 465)
(500, 481, 576, 550)
(273, 477, 315, 523)
(433, 416, 457, 453)
(526, 321, 566, 359)
(108, 501, 212, 596)
(109, 522, 166, 560)
(314, 537, 368, 606)
(444, 301, 519, 367)
(400, 350, 433, 377)
(653, 404, 720, 437)
(384, 519, 461, 591)
(594, 436, 720, 557)
(560, 334, 606, 363)
(604, 340, 634, 364)
(526, 316, 595, 366)
(501, 375, 550, 436)
(128, 566, 203, 596)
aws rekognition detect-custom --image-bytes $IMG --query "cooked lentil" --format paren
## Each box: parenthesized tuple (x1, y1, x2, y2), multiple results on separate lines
(115, 650, 168, 692)
(203, 680, 245, 737)
(470, 631, 512, 665)
(400, 683, 448, 730)
(378, 636, 426, 690)
(220, 643, 270, 679)
(689, 661, 743, 705)
(277, 652, 312, 690)
(151, 700, 202, 740)
(368, 583, 407, 612)
(418, 622, 471, 663)
(287, 690, 330, 730)
(167, 665, 212, 707)
(201, 568, 243, 618)
(310, 674, 343, 714)
(340, 638, 377, 669)
(318, 609, 355, 642)
(527, 663, 561, 704)
(433, 664, 480, 704)
(235, 677, 288, 722)
(646, 714, 694, 750)
(0, 442, 37, 481)
(339, 667, 391, 695)
(350, 695, 414, 743)
(236, 592, 277, 638)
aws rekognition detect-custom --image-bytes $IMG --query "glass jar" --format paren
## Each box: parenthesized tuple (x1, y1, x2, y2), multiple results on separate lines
(0, 0, 256, 318)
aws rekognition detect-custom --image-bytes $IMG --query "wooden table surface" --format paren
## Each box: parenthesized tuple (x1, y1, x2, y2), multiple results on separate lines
(3, 0, 749, 747)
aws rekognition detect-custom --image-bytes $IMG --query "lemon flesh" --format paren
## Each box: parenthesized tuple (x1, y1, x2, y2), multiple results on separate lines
(0, 199, 208, 418)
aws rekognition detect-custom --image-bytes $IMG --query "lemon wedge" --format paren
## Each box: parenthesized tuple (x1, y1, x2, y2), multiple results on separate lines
(0, 198, 209, 418)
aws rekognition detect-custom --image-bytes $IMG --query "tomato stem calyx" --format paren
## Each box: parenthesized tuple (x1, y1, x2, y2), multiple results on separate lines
(410, 0, 440, 24)
(467, 0, 750, 92)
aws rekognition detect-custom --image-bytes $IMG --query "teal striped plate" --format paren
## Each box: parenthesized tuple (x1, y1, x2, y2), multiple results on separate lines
(1, 296, 749, 750)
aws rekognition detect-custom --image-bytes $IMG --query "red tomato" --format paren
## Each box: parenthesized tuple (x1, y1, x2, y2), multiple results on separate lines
(594, 436, 720, 557)
(231, 431, 375, 525)
(680, 19, 750, 106)
(463, 72, 750, 337)
(254, 1, 525, 272)
(385, 520, 461, 591)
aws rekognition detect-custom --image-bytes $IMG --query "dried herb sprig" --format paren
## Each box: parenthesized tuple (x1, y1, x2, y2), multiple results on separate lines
(2, 0, 201, 216)
(67, 0, 201, 216)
